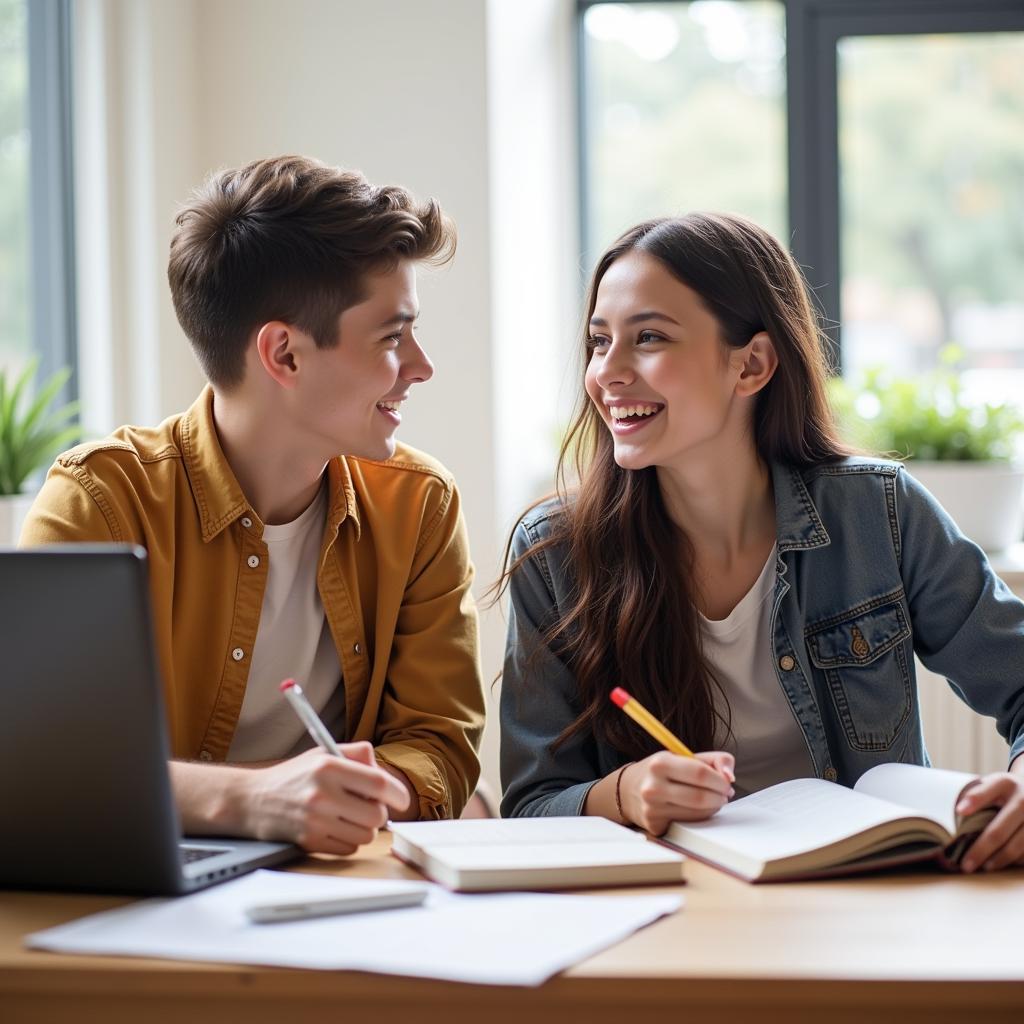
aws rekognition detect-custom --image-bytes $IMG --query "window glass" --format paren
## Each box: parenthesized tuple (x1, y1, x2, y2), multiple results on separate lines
(581, 1, 787, 260)
(0, 0, 30, 375)
(839, 32, 1024, 404)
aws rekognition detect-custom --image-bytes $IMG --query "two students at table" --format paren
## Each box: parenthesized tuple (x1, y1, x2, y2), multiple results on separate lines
(21, 156, 1024, 873)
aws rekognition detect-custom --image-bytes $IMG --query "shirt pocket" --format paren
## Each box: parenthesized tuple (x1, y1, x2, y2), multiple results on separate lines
(805, 595, 913, 752)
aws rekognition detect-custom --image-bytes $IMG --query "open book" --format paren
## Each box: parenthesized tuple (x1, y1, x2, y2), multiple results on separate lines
(662, 763, 996, 882)
(388, 816, 686, 891)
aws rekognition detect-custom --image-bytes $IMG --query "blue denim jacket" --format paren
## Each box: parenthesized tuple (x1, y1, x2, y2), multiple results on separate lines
(500, 457, 1024, 818)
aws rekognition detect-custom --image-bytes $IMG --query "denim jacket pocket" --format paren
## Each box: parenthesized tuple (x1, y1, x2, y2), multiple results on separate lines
(805, 593, 913, 752)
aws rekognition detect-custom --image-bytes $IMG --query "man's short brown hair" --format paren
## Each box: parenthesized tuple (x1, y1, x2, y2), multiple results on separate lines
(167, 155, 456, 389)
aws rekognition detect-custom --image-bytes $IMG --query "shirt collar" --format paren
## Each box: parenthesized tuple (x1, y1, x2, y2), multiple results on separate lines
(181, 387, 360, 542)
(771, 461, 831, 552)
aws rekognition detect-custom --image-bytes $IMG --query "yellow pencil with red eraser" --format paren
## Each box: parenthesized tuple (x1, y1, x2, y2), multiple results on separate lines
(610, 687, 695, 757)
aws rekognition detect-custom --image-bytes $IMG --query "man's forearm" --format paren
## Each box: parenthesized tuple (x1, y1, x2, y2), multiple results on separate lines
(169, 760, 253, 835)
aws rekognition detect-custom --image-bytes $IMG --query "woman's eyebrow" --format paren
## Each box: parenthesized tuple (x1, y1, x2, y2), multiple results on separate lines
(589, 311, 681, 327)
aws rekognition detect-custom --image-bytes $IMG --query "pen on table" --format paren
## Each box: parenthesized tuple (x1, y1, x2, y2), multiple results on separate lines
(279, 678, 341, 755)
(610, 686, 735, 783)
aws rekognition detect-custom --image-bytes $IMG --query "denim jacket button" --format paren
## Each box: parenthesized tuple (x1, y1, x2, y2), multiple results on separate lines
(824, 767, 838, 782)
(778, 654, 796, 671)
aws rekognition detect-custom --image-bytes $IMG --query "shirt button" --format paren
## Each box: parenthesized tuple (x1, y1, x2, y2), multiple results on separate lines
(240, 516, 253, 528)
(198, 749, 213, 762)
(232, 647, 245, 661)
(779, 654, 796, 671)
(354, 643, 362, 654)
(247, 555, 260, 568)
(824, 767, 838, 782)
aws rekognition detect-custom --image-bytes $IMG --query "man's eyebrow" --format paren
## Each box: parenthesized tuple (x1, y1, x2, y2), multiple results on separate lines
(589, 311, 680, 327)
(377, 311, 419, 328)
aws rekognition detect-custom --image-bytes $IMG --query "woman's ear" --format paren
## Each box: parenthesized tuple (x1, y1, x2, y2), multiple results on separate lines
(734, 331, 778, 397)
(254, 321, 301, 389)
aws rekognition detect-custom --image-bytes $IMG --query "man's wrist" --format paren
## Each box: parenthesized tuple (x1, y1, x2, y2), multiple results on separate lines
(169, 760, 253, 836)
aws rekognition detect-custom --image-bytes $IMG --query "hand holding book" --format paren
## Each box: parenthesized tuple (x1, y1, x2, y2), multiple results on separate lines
(954, 759, 1024, 873)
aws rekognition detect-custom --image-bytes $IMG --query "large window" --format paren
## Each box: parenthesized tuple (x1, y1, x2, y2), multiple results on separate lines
(0, 0, 75, 391)
(0, 0, 30, 374)
(579, 0, 1024, 397)
(839, 32, 1024, 400)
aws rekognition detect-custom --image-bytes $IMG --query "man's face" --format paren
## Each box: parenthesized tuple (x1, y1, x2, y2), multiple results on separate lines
(295, 260, 433, 460)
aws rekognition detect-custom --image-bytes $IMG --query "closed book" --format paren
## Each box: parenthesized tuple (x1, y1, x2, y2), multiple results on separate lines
(389, 816, 686, 891)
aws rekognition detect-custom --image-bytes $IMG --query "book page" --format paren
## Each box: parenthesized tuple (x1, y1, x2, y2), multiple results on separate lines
(666, 777, 941, 863)
(853, 763, 980, 836)
(389, 817, 647, 848)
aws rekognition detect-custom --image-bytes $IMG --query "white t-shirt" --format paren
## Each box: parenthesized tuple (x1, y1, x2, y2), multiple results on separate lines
(227, 484, 344, 762)
(700, 545, 814, 797)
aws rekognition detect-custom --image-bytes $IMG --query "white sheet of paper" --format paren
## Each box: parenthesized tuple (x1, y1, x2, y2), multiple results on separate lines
(26, 869, 681, 986)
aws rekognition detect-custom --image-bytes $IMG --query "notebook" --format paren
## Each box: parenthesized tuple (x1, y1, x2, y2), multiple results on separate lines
(0, 545, 299, 895)
(388, 816, 686, 891)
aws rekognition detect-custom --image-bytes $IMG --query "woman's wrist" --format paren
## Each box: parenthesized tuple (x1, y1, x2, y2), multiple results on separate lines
(614, 762, 635, 826)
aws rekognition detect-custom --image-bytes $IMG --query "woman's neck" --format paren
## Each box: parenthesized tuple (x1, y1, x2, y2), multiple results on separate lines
(656, 442, 775, 570)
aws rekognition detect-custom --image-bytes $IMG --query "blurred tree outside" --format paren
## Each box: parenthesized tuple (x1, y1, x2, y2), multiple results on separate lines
(840, 32, 1024, 401)
(583, 1, 786, 260)
(583, 5, 1024, 412)
(0, 0, 30, 375)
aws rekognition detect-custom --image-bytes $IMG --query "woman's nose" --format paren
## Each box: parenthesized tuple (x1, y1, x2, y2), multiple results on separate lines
(595, 342, 635, 388)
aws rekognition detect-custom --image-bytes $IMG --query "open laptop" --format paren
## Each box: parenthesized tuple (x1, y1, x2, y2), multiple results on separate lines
(0, 545, 300, 895)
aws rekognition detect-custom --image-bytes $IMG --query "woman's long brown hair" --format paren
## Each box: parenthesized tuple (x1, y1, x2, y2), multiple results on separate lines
(498, 213, 850, 762)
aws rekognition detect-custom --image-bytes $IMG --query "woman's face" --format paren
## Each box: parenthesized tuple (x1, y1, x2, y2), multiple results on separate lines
(584, 249, 752, 472)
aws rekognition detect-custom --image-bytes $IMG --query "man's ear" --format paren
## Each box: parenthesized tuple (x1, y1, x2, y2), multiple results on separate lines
(254, 321, 301, 389)
(734, 331, 778, 398)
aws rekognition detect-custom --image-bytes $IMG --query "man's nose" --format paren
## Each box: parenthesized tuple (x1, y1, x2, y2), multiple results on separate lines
(402, 336, 434, 383)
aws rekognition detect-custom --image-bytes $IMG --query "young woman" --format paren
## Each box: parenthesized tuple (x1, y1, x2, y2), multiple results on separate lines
(499, 213, 1024, 872)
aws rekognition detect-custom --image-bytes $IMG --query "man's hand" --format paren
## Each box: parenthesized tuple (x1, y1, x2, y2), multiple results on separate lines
(171, 743, 411, 855)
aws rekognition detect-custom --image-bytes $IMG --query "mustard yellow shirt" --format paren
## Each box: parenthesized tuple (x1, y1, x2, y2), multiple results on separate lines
(20, 388, 484, 819)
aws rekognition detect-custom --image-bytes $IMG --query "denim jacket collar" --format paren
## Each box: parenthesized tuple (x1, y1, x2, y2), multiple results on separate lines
(771, 462, 831, 553)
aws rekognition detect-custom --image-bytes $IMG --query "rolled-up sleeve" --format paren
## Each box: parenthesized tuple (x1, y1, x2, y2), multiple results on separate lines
(373, 478, 485, 820)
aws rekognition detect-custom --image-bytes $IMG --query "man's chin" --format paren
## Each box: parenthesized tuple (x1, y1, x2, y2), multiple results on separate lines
(345, 436, 397, 461)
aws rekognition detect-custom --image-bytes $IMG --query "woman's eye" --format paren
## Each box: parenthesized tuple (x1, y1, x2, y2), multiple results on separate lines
(637, 331, 662, 344)
(586, 335, 609, 350)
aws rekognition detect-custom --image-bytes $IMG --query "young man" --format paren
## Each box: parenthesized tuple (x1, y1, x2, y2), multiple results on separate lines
(21, 155, 485, 855)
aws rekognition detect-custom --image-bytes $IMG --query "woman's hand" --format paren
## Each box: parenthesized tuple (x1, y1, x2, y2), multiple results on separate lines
(957, 769, 1024, 873)
(620, 750, 735, 835)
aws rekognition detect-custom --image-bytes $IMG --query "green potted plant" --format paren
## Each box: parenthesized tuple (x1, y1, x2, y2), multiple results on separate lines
(0, 359, 80, 544)
(830, 346, 1024, 552)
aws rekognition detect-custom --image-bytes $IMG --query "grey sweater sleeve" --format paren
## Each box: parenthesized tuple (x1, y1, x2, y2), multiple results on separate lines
(499, 517, 603, 817)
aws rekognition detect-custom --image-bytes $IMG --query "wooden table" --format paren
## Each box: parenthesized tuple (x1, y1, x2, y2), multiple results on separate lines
(2, 834, 1023, 1024)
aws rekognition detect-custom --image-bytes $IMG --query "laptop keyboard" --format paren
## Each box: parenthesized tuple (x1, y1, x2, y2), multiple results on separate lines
(181, 846, 226, 865)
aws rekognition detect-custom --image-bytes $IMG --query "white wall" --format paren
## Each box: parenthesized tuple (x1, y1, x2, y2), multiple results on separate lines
(73, 0, 580, 795)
